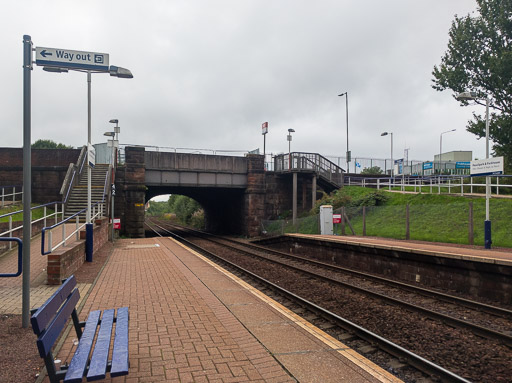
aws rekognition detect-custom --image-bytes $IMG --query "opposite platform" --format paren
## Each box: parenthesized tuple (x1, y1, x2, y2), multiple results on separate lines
(51, 237, 401, 383)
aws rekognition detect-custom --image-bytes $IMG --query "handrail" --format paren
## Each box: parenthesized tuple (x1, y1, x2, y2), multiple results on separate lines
(41, 165, 111, 255)
(1, 185, 23, 207)
(0, 238, 23, 277)
(77, 145, 87, 175)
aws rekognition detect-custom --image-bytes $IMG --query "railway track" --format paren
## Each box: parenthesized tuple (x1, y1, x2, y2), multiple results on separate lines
(145, 219, 511, 383)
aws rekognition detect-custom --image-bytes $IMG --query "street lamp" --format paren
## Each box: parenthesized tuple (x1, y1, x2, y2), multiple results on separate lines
(381, 131, 393, 178)
(456, 91, 492, 249)
(338, 92, 350, 172)
(104, 130, 116, 242)
(287, 128, 295, 170)
(43, 66, 132, 261)
(439, 129, 456, 175)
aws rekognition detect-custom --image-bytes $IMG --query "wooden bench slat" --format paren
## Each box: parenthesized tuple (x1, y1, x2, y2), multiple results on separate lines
(86, 309, 115, 381)
(63, 310, 101, 383)
(31, 276, 77, 335)
(35, 289, 80, 358)
(110, 307, 130, 377)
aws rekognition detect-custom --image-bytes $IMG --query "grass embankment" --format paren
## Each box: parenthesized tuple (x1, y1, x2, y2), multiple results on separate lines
(265, 187, 512, 248)
(0, 203, 55, 223)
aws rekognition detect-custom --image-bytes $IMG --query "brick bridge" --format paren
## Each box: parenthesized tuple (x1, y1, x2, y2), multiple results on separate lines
(0, 146, 343, 238)
(115, 147, 344, 237)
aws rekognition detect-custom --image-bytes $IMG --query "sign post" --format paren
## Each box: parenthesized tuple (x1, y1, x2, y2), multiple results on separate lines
(262, 122, 268, 169)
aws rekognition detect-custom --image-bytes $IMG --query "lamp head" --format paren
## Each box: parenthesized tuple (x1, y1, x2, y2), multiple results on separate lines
(381, 132, 388, 137)
(109, 66, 133, 79)
(109, 119, 119, 124)
(288, 128, 295, 133)
(456, 91, 478, 101)
(43, 67, 68, 73)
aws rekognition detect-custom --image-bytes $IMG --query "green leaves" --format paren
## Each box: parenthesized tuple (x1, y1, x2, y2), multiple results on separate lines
(432, 0, 512, 170)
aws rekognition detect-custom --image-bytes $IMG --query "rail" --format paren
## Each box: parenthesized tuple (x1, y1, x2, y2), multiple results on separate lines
(41, 165, 111, 255)
(1, 185, 23, 207)
(0, 202, 64, 251)
(344, 174, 512, 196)
(60, 146, 87, 203)
(274, 152, 344, 187)
(0, 238, 23, 277)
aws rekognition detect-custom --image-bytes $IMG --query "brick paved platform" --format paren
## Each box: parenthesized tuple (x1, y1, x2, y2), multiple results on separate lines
(50, 237, 400, 383)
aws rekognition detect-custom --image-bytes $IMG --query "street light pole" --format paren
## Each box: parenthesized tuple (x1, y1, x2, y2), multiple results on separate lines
(456, 91, 492, 249)
(338, 92, 349, 172)
(381, 131, 393, 179)
(287, 128, 295, 169)
(440, 129, 456, 175)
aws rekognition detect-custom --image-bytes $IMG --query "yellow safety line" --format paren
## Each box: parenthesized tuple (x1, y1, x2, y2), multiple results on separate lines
(169, 237, 403, 383)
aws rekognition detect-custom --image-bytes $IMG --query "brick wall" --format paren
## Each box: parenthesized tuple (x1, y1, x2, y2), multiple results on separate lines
(255, 236, 512, 304)
(47, 218, 109, 285)
(0, 148, 81, 203)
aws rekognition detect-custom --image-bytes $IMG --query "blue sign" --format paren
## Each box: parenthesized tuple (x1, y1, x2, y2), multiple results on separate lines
(423, 162, 433, 170)
(456, 161, 470, 169)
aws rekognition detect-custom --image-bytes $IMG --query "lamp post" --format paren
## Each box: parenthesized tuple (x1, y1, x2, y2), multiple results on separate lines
(104, 130, 115, 242)
(338, 92, 350, 172)
(456, 91, 492, 248)
(262, 122, 268, 169)
(43, 66, 133, 261)
(440, 129, 456, 175)
(381, 131, 393, 178)
(287, 128, 295, 169)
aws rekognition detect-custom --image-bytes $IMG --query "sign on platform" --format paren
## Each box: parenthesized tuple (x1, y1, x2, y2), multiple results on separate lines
(333, 214, 342, 224)
(88, 143, 95, 168)
(470, 157, 504, 176)
(35, 47, 109, 71)
(113, 218, 121, 230)
(262, 122, 268, 135)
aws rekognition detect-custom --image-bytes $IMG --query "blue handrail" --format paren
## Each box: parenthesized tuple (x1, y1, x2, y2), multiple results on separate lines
(40, 200, 103, 256)
(0, 238, 23, 277)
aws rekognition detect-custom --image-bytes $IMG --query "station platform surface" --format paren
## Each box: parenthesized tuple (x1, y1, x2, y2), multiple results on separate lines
(42, 236, 400, 383)
(285, 233, 512, 266)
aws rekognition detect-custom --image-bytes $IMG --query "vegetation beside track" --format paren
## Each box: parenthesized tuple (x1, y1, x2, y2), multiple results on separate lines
(0, 203, 55, 223)
(264, 186, 512, 248)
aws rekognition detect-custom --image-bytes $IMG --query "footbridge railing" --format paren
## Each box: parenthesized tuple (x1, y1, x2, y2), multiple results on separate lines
(274, 152, 345, 188)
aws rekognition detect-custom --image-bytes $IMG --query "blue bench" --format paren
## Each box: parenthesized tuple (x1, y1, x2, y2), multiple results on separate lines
(30, 275, 129, 383)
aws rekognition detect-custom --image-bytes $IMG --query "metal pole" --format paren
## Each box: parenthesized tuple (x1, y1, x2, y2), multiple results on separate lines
(439, 133, 442, 175)
(86, 71, 93, 261)
(22, 34, 32, 328)
(485, 97, 491, 249)
(390, 133, 394, 180)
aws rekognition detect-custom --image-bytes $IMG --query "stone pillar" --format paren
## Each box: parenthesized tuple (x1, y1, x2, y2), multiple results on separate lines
(244, 154, 265, 237)
(123, 146, 146, 238)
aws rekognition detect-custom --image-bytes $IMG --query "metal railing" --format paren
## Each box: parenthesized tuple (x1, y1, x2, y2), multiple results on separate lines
(60, 146, 87, 203)
(1, 185, 23, 207)
(41, 164, 111, 255)
(0, 238, 23, 277)
(0, 202, 64, 250)
(274, 152, 344, 187)
(40, 201, 105, 255)
(343, 175, 512, 196)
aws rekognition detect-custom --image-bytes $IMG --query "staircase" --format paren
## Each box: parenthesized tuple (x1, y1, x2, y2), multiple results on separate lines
(64, 164, 110, 221)
(273, 152, 344, 192)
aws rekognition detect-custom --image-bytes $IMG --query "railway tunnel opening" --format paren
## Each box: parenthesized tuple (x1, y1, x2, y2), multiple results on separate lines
(145, 186, 246, 236)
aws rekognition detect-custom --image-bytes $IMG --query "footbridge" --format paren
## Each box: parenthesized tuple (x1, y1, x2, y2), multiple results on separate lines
(115, 147, 344, 237)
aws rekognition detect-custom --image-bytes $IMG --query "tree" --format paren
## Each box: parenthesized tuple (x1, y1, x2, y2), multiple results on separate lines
(360, 166, 383, 175)
(32, 139, 73, 149)
(432, 0, 512, 171)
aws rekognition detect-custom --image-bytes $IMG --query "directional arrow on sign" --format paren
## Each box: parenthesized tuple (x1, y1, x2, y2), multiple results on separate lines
(39, 49, 52, 58)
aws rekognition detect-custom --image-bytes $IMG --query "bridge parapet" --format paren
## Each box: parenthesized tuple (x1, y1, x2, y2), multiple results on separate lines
(145, 151, 248, 188)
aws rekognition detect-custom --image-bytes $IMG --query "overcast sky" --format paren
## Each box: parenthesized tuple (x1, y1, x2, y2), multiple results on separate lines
(2, 0, 484, 169)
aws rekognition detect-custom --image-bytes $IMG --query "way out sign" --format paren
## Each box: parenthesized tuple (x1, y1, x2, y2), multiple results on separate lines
(35, 47, 109, 71)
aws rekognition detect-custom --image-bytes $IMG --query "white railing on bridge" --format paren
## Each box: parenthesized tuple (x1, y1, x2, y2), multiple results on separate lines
(343, 175, 512, 196)
(1, 185, 23, 208)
